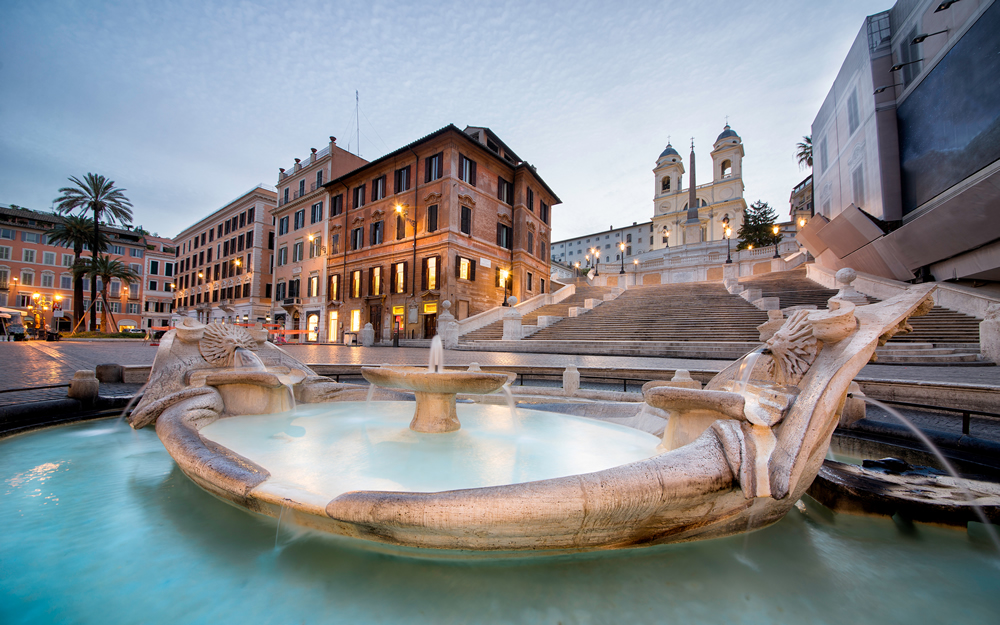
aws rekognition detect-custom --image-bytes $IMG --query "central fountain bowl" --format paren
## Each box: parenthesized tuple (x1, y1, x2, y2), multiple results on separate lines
(361, 366, 509, 433)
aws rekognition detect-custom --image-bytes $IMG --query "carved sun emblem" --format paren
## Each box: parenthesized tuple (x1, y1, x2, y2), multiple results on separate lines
(199, 324, 258, 368)
(765, 309, 820, 386)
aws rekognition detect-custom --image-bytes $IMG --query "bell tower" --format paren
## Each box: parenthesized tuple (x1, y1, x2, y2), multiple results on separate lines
(652, 141, 684, 249)
(711, 124, 744, 182)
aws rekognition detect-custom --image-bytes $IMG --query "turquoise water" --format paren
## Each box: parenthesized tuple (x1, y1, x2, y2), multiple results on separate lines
(2, 418, 999, 625)
(199, 402, 661, 507)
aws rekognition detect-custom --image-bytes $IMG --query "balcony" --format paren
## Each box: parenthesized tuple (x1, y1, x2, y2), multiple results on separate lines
(281, 297, 301, 310)
(219, 299, 235, 312)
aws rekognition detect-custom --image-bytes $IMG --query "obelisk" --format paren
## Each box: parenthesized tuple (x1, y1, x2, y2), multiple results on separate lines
(683, 139, 703, 245)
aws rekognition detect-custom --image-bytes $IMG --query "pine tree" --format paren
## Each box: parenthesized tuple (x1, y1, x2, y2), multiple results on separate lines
(736, 200, 781, 250)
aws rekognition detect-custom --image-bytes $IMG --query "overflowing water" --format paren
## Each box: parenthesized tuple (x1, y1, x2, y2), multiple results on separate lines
(428, 335, 444, 373)
(2, 418, 998, 624)
(735, 348, 764, 394)
(234, 347, 267, 371)
(857, 396, 1000, 553)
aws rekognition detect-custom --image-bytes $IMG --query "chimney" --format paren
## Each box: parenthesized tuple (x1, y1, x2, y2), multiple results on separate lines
(294, 158, 301, 172)
(310, 148, 317, 164)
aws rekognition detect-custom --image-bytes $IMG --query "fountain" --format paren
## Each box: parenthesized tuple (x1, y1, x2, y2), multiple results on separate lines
(3, 287, 1000, 622)
(110, 284, 951, 554)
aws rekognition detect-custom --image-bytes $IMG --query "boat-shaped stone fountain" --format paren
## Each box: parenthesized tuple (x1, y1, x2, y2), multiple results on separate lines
(129, 284, 937, 554)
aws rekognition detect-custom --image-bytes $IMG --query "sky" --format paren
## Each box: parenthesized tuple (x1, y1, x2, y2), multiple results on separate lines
(0, 0, 888, 241)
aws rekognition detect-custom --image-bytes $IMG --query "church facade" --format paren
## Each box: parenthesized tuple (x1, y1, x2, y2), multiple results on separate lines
(651, 125, 746, 249)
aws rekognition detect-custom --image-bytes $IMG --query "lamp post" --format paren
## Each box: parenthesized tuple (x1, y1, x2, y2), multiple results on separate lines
(574, 261, 580, 277)
(725, 226, 733, 264)
(618, 241, 626, 274)
(500, 269, 510, 306)
(772, 225, 781, 258)
(662, 226, 669, 248)
(590, 248, 599, 277)
(632, 258, 638, 286)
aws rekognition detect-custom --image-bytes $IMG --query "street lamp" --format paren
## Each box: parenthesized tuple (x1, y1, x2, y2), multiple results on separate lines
(500, 269, 510, 306)
(724, 226, 733, 264)
(772, 225, 781, 258)
(574, 261, 580, 276)
(590, 248, 599, 277)
(618, 241, 626, 274)
(662, 226, 669, 248)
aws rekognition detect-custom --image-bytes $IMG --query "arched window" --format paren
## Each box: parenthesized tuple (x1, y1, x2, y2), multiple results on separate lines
(661, 176, 671, 192)
(721, 160, 732, 178)
(700, 199, 707, 207)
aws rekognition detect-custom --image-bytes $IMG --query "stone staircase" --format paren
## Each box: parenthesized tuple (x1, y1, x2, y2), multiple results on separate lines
(521, 282, 769, 343)
(738, 269, 985, 363)
(460, 284, 619, 342)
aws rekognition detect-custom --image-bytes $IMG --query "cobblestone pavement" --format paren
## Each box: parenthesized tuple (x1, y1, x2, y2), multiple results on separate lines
(2, 339, 998, 407)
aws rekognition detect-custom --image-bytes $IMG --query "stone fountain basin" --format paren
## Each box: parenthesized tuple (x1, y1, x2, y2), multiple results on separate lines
(360, 366, 508, 395)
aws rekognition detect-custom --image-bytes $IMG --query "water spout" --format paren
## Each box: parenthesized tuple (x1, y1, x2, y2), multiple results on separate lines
(857, 396, 1000, 553)
(234, 347, 267, 372)
(119, 381, 149, 428)
(735, 348, 764, 395)
(428, 336, 444, 373)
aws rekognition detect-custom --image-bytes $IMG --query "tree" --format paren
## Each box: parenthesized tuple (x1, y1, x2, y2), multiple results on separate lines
(796, 135, 813, 169)
(54, 174, 133, 331)
(736, 200, 781, 250)
(47, 215, 108, 330)
(83, 256, 139, 333)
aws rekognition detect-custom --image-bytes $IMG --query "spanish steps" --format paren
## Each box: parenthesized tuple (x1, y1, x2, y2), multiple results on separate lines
(460, 269, 986, 363)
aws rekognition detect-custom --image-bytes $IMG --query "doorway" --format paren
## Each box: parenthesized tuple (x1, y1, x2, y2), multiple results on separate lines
(423, 313, 437, 339)
(369, 304, 382, 342)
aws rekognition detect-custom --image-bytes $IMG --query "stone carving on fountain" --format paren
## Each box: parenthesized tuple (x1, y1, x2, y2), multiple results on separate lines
(128, 279, 937, 554)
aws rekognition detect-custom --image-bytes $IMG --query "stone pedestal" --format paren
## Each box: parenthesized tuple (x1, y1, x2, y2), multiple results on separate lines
(753, 297, 780, 311)
(502, 297, 522, 341)
(563, 365, 580, 396)
(437, 300, 459, 349)
(361, 323, 375, 347)
(684, 223, 702, 246)
(981, 304, 1000, 363)
(67, 370, 99, 404)
(741, 288, 762, 302)
(833, 268, 870, 305)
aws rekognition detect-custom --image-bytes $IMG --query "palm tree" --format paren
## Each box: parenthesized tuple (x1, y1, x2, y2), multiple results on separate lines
(796, 135, 813, 170)
(47, 215, 109, 330)
(84, 256, 140, 333)
(54, 174, 133, 331)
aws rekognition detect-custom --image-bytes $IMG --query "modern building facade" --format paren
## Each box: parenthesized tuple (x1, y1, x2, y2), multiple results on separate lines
(171, 185, 277, 325)
(803, 0, 1000, 283)
(0, 204, 147, 333)
(272, 125, 559, 343)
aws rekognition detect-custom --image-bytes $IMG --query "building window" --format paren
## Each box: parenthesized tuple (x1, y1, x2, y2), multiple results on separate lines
(852, 166, 865, 208)
(540, 202, 549, 225)
(309, 235, 322, 258)
(527, 272, 533, 291)
(460, 206, 472, 235)
(900, 26, 922, 87)
(498, 177, 513, 204)
(369, 266, 382, 296)
(422, 256, 438, 291)
(352, 184, 366, 209)
(721, 160, 732, 178)
(540, 279, 545, 294)
(279, 216, 289, 236)
(351, 270, 362, 298)
(294, 209, 305, 230)
(308, 275, 319, 298)
(847, 88, 860, 135)
(62, 253, 74, 267)
(277, 247, 287, 266)
(394, 166, 411, 193)
(330, 233, 340, 254)
(371, 175, 386, 201)
(275, 282, 286, 301)
(662, 177, 671, 192)
(497, 223, 513, 250)
(298, 179, 306, 198)
(306, 313, 319, 342)
(393, 262, 407, 294)
(370, 221, 384, 246)
(351, 227, 363, 251)
(293, 242, 304, 262)
(43, 251, 56, 265)
(328, 274, 340, 301)
(331, 194, 344, 216)
(41, 272, 54, 288)
(424, 152, 443, 182)
(316, 170, 324, 188)
(311, 202, 323, 224)
(456, 256, 476, 281)
(351, 309, 361, 333)
(62, 275, 73, 289)
(526, 188, 534, 211)
(458, 155, 477, 186)
(23, 249, 36, 263)
(427, 205, 438, 232)
(527, 231, 534, 256)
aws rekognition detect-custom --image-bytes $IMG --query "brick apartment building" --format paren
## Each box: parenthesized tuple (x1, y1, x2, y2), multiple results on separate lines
(271, 124, 559, 343)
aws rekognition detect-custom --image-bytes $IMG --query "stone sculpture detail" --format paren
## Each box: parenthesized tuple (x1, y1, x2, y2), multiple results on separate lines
(764, 309, 819, 386)
(199, 323, 258, 368)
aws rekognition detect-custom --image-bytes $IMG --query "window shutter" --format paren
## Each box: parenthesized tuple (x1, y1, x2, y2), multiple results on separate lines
(455, 255, 461, 278)
(433, 255, 440, 288)
(368, 268, 374, 296)
(402, 261, 408, 293)
(495, 266, 500, 287)
(424, 157, 431, 183)
(470, 260, 476, 282)
(497, 223, 502, 247)
(470, 161, 477, 187)
(421, 257, 428, 291)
